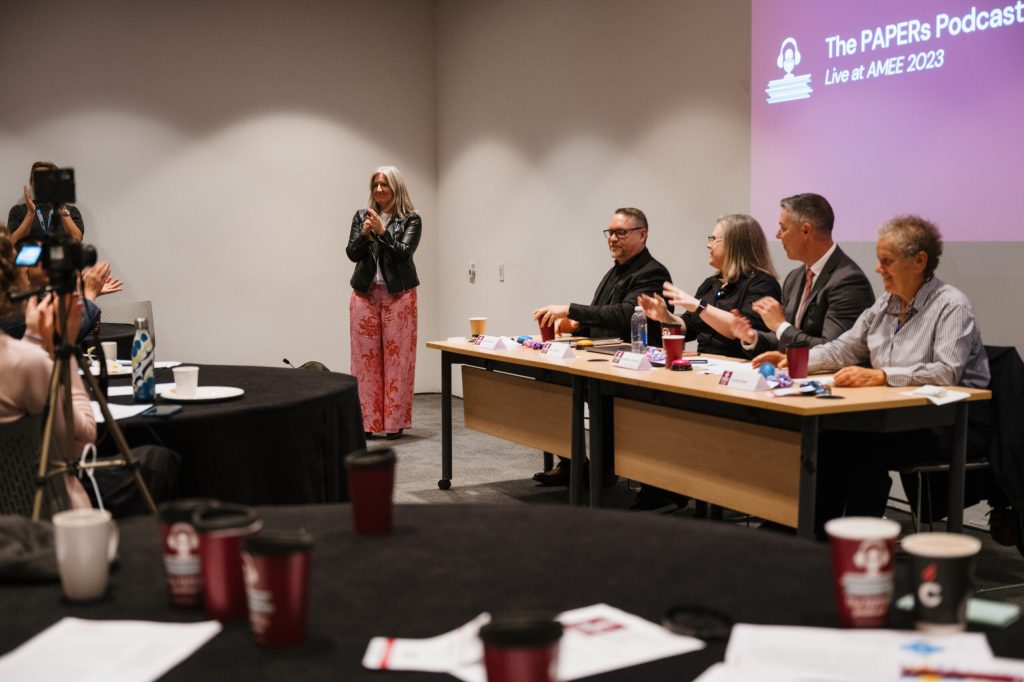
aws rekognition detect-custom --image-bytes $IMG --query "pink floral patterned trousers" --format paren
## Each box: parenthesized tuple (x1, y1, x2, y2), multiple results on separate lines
(350, 284, 417, 433)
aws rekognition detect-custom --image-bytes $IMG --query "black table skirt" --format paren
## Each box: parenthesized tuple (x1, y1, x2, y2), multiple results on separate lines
(2, 504, 1020, 680)
(86, 322, 136, 359)
(100, 365, 365, 504)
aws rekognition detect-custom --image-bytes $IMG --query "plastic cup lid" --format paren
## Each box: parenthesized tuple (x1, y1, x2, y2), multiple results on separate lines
(243, 529, 314, 555)
(479, 612, 563, 647)
(345, 448, 397, 469)
(191, 503, 260, 532)
(158, 498, 219, 523)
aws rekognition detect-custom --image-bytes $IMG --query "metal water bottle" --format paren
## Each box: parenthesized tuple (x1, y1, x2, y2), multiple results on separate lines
(630, 306, 647, 354)
(131, 317, 155, 402)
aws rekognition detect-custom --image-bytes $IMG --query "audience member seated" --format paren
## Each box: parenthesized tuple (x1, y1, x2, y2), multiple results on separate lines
(728, 193, 874, 363)
(8, 161, 85, 247)
(634, 213, 781, 510)
(532, 207, 672, 487)
(803, 215, 990, 533)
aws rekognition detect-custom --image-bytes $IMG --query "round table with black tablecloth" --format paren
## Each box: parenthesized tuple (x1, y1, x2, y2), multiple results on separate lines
(100, 365, 365, 505)
(1, 504, 1021, 681)
(85, 322, 136, 359)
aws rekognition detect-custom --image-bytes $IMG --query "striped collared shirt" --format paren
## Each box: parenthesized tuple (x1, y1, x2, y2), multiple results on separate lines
(808, 276, 989, 388)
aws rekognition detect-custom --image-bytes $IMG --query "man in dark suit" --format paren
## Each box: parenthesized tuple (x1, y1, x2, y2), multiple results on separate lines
(532, 207, 672, 486)
(731, 193, 874, 364)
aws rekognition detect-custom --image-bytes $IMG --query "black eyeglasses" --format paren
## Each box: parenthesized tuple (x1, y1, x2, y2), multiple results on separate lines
(603, 227, 645, 239)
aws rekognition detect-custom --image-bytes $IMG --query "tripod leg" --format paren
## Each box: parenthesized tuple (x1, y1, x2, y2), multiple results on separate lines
(32, 354, 66, 521)
(74, 348, 158, 514)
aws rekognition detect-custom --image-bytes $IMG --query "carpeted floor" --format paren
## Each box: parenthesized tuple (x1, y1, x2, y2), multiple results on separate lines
(372, 393, 1024, 608)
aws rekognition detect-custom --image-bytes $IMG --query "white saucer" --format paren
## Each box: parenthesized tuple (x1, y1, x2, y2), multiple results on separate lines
(159, 386, 245, 403)
(88, 363, 132, 376)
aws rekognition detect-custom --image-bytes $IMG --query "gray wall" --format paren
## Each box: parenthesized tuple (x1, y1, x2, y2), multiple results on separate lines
(2, 1, 1019, 397)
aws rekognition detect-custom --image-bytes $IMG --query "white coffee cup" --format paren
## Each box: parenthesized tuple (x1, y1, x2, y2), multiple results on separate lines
(173, 366, 199, 399)
(53, 509, 119, 601)
(101, 341, 118, 371)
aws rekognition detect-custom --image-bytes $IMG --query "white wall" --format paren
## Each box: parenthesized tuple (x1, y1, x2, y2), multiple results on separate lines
(435, 0, 754, 386)
(0, 0, 440, 390)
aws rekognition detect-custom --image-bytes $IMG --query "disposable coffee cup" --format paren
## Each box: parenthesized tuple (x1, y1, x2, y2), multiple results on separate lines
(902, 532, 982, 633)
(663, 335, 685, 366)
(469, 317, 488, 338)
(172, 366, 199, 399)
(345, 448, 397, 536)
(479, 612, 563, 682)
(192, 504, 262, 620)
(101, 341, 118, 370)
(824, 517, 901, 627)
(786, 341, 809, 379)
(242, 530, 315, 647)
(53, 509, 119, 602)
(538, 322, 555, 342)
(159, 499, 218, 607)
(662, 323, 683, 337)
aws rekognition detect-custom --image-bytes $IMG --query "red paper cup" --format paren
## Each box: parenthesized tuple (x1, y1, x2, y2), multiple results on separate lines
(902, 532, 982, 633)
(345, 449, 397, 536)
(539, 323, 555, 342)
(193, 504, 262, 621)
(662, 324, 682, 337)
(662, 335, 685, 365)
(242, 530, 315, 647)
(825, 517, 901, 627)
(158, 499, 218, 607)
(480, 613, 563, 682)
(786, 342, 809, 379)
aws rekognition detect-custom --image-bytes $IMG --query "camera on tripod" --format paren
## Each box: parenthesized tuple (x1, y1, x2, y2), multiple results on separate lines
(14, 167, 97, 295)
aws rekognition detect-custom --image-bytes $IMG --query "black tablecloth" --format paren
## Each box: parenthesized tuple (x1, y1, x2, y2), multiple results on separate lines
(2, 505, 1020, 680)
(87, 322, 135, 359)
(100, 365, 365, 504)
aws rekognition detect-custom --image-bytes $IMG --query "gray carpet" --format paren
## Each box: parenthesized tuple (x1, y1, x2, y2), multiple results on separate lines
(374, 393, 1024, 608)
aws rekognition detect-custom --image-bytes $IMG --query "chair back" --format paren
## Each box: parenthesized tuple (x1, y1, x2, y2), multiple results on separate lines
(985, 345, 1024, 511)
(0, 415, 69, 518)
(98, 299, 156, 345)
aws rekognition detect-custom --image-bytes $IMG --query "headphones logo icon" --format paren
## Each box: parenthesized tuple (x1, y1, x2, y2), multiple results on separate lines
(766, 36, 813, 103)
(777, 37, 802, 75)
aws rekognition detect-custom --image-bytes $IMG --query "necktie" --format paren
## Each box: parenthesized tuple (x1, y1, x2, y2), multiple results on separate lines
(796, 267, 814, 326)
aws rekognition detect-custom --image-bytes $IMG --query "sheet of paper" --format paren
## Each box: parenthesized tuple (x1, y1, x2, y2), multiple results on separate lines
(699, 359, 751, 376)
(91, 401, 152, 423)
(0, 617, 221, 682)
(363, 604, 704, 682)
(694, 662, 804, 682)
(903, 386, 971, 406)
(154, 361, 183, 369)
(723, 624, 993, 682)
(107, 383, 174, 398)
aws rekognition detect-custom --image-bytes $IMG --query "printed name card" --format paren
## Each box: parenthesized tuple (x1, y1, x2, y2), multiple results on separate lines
(612, 351, 653, 371)
(720, 369, 772, 391)
(541, 342, 575, 359)
(475, 335, 509, 350)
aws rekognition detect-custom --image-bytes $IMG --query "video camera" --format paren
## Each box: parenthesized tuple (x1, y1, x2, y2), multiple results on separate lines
(33, 167, 76, 206)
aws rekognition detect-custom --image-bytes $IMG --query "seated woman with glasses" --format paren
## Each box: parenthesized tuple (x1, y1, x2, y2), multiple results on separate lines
(640, 214, 781, 358)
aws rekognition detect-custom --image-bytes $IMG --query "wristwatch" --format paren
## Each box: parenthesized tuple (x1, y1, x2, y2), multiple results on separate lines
(695, 301, 708, 315)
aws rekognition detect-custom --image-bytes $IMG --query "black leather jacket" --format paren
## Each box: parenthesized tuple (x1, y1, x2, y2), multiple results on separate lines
(346, 209, 421, 294)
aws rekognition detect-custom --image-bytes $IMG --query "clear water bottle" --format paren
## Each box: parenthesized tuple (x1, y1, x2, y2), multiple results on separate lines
(131, 317, 155, 402)
(630, 306, 647, 354)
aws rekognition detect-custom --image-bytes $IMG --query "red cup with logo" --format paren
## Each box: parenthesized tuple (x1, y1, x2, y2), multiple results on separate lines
(902, 532, 982, 633)
(480, 612, 563, 682)
(242, 530, 315, 647)
(345, 448, 397, 536)
(662, 335, 685, 366)
(539, 322, 555, 342)
(824, 517, 901, 627)
(192, 504, 262, 620)
(158, 499, 218, 607)
(786, 341, 810, 379)
(662, 323, 682, 337)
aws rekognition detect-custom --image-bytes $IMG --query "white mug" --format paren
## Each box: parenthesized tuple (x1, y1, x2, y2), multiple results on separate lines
(53, 509, 119, 601)
(172, 366, 200, 399)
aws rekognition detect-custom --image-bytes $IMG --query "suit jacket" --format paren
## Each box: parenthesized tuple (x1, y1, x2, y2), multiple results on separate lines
(568, 248, 672, 346)
(748, 245, 874, 356)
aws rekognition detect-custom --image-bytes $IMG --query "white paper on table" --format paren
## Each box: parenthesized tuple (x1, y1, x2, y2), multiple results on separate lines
(107, 383, 174, 398)
(904, 385, 971, 406)
(0, 617, 221, 682)
(90, 401, 152, 423)
(363, 603, 704, 682)
(723, 624, 993, 682)
(699, 359, 751, 376)
(154, 361, 183, 369)
(693, 662, 804, 682)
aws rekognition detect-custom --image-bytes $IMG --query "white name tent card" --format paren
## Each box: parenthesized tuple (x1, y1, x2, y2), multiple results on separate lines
(474, 335, 509, 350)
(541, 342, 576, 359)
(612, 351, 653, 371)
(719, 369, 771, 392)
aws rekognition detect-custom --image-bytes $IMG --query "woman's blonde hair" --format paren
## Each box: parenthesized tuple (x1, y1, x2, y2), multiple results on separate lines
(716, 214, 777, 283)
(367, 166, 416, 218)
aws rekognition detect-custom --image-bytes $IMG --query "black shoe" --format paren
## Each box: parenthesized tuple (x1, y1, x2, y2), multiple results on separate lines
(533, 462, 571, 486)
(629, 486, 680, 513)
(385, 429, 404, 440)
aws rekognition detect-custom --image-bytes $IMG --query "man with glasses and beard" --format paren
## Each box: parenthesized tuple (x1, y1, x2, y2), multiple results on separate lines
(531, 207, 672, 487)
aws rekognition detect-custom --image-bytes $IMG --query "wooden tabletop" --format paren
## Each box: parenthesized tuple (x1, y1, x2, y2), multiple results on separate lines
(426, 339, 991, 416)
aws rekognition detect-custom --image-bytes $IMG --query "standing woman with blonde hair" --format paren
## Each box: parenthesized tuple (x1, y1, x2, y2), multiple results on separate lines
(347, 167, 421, 440)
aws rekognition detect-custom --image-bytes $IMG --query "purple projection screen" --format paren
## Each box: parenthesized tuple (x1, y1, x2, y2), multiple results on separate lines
(751, 1, 1024, 241)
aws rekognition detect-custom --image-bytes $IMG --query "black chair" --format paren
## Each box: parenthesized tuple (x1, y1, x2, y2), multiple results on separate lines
(0, 415, 69, 518)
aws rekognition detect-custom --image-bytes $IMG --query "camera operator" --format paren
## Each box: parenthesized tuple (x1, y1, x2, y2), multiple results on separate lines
(8, 161, 84, 247)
